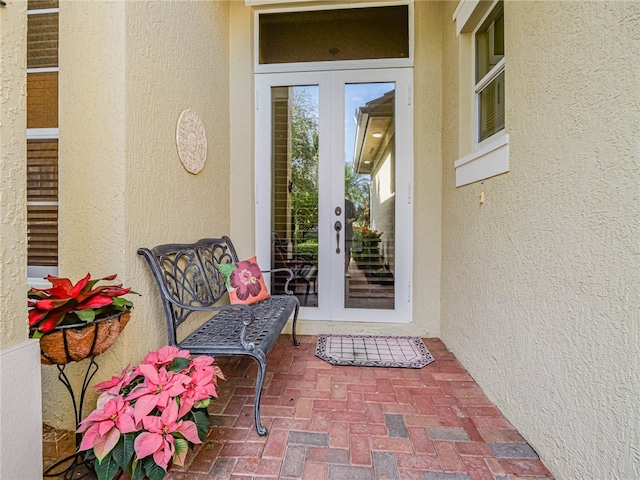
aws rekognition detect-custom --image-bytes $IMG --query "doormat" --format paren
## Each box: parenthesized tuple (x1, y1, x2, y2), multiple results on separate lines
(315, 334, 434, 368)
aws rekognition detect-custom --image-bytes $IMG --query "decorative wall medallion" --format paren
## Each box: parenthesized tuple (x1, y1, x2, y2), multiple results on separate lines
(176, 109, 207, 174)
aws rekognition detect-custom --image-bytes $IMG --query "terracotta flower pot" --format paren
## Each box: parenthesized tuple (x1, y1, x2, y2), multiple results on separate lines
(36, 311, 131, 365)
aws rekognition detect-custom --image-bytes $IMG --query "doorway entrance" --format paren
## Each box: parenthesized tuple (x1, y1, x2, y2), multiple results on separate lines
(255, 69, 413, 323)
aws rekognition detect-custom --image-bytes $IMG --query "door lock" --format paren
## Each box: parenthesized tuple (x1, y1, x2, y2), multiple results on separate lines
(334, 220, 342, 253)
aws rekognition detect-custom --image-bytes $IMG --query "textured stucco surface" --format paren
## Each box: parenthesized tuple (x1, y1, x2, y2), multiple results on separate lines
(230, 1, 442, 337)
(43, 0, 230, 429)
(0, 0, 28, 349)
(441, 2, 640, 478)
(0, 2, 43, 477)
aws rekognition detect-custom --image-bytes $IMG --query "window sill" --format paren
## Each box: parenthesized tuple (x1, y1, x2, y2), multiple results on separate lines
(454, 133, 509, 187)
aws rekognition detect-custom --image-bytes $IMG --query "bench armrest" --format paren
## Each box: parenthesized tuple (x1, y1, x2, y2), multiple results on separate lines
(262, 267, 295, 295)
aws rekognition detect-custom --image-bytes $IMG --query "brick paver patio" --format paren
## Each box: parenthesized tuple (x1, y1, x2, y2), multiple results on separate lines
(44, 335, 554, 479)
(168, 335, 553, 480)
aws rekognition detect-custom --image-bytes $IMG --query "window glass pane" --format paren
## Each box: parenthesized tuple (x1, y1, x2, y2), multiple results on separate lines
(27, 72, 58, 129)
(259, 6, 409, 64)
(27, 11, 58, 68)
(271, 86, 319, 307)
(478, 71, 505, 142)
(27, 140, 58, 267)
(475, 2, 504, 82)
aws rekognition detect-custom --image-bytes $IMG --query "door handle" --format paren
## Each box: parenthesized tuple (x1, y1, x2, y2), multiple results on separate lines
(334, 221, 342, 253)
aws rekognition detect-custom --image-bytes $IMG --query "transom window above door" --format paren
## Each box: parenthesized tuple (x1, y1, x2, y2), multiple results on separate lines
(254, 3, 413, 72)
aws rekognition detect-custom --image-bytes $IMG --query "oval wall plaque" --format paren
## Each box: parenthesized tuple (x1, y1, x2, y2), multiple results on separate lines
(176, 109, 207, 174)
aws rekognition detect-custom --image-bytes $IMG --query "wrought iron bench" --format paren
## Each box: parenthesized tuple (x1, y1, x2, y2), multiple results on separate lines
(137, 236, 300, 436)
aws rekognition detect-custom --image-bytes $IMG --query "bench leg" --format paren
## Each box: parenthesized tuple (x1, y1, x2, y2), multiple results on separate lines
(250, 352, 268, 436)
(291, 302, 300, 347)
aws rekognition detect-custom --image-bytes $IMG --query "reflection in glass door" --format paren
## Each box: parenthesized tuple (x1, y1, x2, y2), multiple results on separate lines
(255, 69, 412, 323)
(344, 83, 395, 310)
(269, 85, 320, 307)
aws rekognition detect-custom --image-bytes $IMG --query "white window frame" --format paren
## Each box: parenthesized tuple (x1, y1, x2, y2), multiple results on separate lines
(453, 0, 509, 187)
(27, 6, 60, 281)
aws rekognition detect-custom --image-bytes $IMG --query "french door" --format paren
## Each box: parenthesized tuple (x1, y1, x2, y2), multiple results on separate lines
(255, 69, 413, 323)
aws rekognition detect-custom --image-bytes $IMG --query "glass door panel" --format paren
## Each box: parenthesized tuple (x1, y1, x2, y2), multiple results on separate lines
(270, 85, 319, 307)
(344, 83, 395, 310)
(256, 69, 412, 323)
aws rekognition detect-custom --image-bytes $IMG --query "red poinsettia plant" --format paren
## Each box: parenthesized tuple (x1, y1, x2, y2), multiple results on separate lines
(79, 346, 225, 480)
(28, 274, 136, 338)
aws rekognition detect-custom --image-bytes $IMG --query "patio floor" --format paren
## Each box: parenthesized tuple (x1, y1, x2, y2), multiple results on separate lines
(44, 335, 554, 480)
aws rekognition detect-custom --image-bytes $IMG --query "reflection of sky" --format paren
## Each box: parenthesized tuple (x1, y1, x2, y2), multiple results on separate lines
(295, 83, 395, 166)
(345, 83, 394, 166)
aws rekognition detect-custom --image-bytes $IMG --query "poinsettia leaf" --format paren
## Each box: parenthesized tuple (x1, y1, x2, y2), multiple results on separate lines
(174, 437, 189, 455)
(76, 308, 96, 322)
(94, 428, 120, 461)
(112, 433, 136, 471)
(130, 458, 145, 480)
(108, 436, 124, 468)
(94, 454, 120, 480)
(143, 457, 167, 480)
(167, 356, 191, 373)
(173, 438, 189, 467)
(191, 409, 210, 440)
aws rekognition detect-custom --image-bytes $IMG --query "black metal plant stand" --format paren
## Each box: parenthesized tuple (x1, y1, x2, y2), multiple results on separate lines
(43, 358, 99, 479)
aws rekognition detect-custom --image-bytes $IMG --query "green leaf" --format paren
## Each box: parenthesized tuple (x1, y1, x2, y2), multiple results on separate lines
(112, 433, 136, 470)
(191, 409, 210, 440)
(167, 356, 191, 373)
(131, 458, 145, 480)
(173, 437, 189, 466)
(143, 457, 167, 480)
(195, 398, 210, 409)
(94, 454, 120, 480)
(75, 308, 96, 322)
(108, 437, 124, 469)
(113, 297, 134, 308)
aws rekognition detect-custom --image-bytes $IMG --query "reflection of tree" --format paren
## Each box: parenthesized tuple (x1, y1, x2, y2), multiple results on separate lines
(345, 164, 370, 223)
(291, 88, 319, 239)
(289, 88, 372, 241)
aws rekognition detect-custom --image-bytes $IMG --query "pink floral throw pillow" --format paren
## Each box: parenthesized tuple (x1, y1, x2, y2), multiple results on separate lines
(215, 256, 270, 305)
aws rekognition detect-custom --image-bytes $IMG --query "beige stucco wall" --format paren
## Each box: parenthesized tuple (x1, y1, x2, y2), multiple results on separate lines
(229, 1, 442, 337)
(0, 1, 43, 478)
(229, 1, 255, 254)
(44, 0, 230, 429)
(0, 0, 28, 350)
(441, 2, 640, 478)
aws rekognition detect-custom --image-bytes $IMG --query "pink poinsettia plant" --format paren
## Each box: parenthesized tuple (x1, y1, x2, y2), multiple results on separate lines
(28, 273, 136, 338)
(78, 346, 225, 480)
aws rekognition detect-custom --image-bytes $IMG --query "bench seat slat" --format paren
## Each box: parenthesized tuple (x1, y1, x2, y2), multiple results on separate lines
(179, 295, 298, 354)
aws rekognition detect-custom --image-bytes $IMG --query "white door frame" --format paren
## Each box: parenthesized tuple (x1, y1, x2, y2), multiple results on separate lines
(255, 68, 413, 323)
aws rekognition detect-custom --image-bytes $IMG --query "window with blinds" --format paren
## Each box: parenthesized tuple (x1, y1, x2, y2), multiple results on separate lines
(475, 1, 504, 143)
(27, 0, 59, 278)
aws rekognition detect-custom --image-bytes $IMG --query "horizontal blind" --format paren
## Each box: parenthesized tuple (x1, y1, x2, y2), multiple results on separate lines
(27, 140, 58, 267)
(478, 71, 505, 142)
(28, 0, 59, 9)
(27, 11, 58, 69)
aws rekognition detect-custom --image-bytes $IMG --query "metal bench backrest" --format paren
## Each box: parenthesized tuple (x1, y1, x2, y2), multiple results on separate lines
(137, 236, 239, 345)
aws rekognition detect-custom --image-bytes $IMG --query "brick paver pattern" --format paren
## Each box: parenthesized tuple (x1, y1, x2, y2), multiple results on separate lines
(160, 336, 554, 480)
(42, 336, 554, 479)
